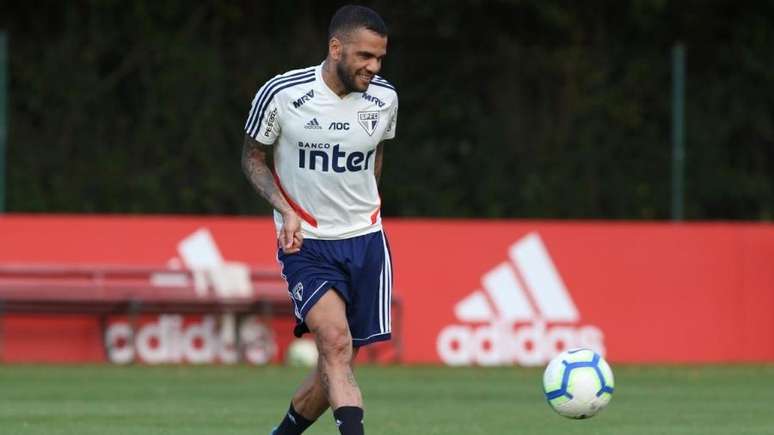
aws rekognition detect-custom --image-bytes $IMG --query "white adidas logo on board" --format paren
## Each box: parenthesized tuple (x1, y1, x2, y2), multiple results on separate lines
(436, 232, 605, 367)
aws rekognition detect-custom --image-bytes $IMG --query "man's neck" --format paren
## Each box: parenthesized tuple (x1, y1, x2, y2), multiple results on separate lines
(322, 59, 348, 98)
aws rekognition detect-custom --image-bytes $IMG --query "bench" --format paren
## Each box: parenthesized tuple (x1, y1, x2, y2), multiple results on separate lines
(0, 264, 402, 363)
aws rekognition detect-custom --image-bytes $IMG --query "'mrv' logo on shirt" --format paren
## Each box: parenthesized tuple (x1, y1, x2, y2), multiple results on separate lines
(297, 142, 375, 173)
(293, 90, 315, 108)
(362, 92, 385, 108)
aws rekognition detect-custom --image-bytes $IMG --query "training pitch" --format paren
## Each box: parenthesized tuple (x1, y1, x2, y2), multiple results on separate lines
(1, 364, 771, 434)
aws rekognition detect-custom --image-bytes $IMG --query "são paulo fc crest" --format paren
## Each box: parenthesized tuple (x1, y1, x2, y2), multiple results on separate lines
(358, 111, 379, 136)
(292, 282, 303, 301)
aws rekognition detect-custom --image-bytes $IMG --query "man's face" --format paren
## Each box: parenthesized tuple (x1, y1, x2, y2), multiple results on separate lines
(334, 28, 388, 93)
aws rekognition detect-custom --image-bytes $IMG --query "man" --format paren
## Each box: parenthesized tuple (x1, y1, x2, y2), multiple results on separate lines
(241, 5, 397, 435)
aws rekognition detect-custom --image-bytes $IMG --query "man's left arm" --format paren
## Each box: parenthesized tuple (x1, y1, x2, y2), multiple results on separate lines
(374, 142, 384, 184)
(375, 96, 397, 184)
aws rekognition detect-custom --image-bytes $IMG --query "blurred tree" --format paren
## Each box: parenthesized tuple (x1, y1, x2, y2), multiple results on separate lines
(0, 0, 771, 219)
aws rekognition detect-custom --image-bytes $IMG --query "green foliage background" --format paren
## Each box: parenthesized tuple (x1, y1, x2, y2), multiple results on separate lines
(1, 1, 772, 219)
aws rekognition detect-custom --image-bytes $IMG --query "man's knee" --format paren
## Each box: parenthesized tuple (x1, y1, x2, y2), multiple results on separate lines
(305, 289, 352, 363)
(314, 324, 352, 362)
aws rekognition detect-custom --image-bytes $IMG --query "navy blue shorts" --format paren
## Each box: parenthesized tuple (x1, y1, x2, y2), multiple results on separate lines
(277, 230, 393, 347)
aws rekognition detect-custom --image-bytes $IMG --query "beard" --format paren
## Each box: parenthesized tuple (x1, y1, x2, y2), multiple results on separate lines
(336, 55, 369, 93)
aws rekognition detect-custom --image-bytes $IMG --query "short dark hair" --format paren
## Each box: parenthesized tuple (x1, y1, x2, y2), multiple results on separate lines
(328, 5, 388, 41)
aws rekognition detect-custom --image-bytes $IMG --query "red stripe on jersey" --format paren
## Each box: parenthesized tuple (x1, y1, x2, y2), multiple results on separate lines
(371, 195, 381, 224)
(272, 171, 319, 228)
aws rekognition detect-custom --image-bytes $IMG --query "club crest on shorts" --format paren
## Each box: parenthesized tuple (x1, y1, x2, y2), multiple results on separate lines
(292, 282, 304, 301)
(357, 111, 379, 136)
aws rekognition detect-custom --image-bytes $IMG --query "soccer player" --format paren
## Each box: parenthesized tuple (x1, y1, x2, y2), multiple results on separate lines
(241, 5, 397, 435)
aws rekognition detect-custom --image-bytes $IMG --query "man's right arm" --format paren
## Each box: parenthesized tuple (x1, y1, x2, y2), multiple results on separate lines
(241, 134, 302, 253)
(241, 134, 289, 213)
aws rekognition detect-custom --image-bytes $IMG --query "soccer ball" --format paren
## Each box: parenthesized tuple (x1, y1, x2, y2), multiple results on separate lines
(285, 338, 318, 367)
(542, 348, 614, 419)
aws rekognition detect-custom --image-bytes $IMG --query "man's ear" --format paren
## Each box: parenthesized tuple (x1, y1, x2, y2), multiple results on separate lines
(329, 37, 343, 61)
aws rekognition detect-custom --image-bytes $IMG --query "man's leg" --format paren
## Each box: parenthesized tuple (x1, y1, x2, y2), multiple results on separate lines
(306, 289, 364, 434)
(271, 368, 322, 435)
(273, 290, 363, 434)
(291, 346, 361, 420)
(305, 290, 361, 407)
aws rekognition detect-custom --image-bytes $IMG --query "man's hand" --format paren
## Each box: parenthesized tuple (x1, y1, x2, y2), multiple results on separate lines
(279, 211, 304, 254)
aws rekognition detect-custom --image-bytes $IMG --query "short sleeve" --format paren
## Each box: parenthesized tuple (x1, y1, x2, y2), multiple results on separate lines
(381, 99, 398, 141)
(244, 83, 281, 145)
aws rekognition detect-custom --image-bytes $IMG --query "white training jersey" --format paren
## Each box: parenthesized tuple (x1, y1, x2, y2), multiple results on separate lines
(244, 62, 398, 240)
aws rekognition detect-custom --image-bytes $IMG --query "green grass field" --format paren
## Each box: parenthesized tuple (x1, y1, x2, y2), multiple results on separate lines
(1, 364, 773, 435)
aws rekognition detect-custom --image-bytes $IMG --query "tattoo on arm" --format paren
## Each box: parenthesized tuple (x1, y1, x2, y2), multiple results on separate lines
(241, 135, 293, 215)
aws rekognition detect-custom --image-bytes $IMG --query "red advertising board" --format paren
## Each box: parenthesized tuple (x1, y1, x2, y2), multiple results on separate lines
(392, 221, 774, 365)
(1, 215, 773, 365)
